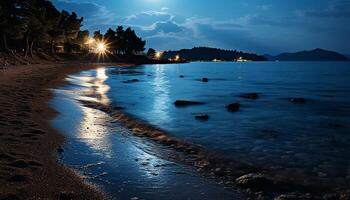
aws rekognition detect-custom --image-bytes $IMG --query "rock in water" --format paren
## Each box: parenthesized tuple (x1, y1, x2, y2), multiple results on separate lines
(235, 173, 272, 190)
(288, 98, 306, 104)
(174, 100, 205, 106)
(226, 103, 240, 112)
(123, 79, 139, 83)
(195, 114, 209, 121)
(57, 147, 64, 154)
(202, 78, 209, 82)
(179, 75, 184, 78)
(239, 93, 259, 99)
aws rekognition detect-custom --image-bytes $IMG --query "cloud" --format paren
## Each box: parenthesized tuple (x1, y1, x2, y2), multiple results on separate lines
(303, 0, 350, 18)
(256, 5, 271, 11)
(52, 0, 116, 28)
(117, 8, 278, 53)
(125, 11, 173, 26)
(246, 0, 350, 33)
(52, 0, 350, 54)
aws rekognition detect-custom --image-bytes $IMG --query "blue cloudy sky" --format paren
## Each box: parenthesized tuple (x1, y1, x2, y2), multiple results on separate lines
(52, 0, 350, 54)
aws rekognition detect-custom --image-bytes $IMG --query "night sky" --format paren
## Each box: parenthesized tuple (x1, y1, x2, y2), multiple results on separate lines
(53, 0, 350, 54)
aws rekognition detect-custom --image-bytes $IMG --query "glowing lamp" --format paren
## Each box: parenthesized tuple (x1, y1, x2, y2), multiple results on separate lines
(155, 52, 162, 59)
(96, 42, 107, 54)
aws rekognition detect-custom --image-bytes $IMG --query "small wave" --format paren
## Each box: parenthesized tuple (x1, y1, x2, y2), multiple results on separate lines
(77, 99, 345, 196)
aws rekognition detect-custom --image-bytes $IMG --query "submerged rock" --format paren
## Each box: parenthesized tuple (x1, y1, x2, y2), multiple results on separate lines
(226, 103, 240, 112)
(202, 78, 209, 82)
(113, 106, 124, 110)
(235, 173, 272, 190)
(174, 100, 205, 106)
(57, 147, 64, 154)
(239, 93, 259, 99)
(195, 114, 209, 121)
(179, 75, 185, 78)
(123, 79, 139, 83)
(288, 98, 306, 104)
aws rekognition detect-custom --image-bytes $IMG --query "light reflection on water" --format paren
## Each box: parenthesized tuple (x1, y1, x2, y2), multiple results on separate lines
(94, 68, 110, 105)
(75, 68, 113, 158)
(103, 62, 350, 186)
(78, 106, 113, 158)
(150, 65, 171, 124)
(51, 67, 244, 199)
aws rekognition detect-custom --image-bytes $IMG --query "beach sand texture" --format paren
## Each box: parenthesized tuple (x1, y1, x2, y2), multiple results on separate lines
(0, 63, 127, 199)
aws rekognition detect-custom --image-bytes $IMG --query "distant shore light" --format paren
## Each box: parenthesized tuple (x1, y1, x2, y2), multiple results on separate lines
(155, 52, 162, 59)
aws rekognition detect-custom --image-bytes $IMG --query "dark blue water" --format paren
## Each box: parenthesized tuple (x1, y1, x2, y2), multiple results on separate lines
(52, 62, 350, 198)
(104, 62, 350, 182)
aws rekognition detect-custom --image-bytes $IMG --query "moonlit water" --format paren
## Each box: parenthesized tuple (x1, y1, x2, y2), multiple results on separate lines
(105, 62, 350, 183)
(51, 67, 247, 200)
(52, 61, 350, 197)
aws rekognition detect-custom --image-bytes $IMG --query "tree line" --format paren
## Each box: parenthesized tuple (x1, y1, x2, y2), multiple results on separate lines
(0, 0, 146, 58)
(161, 47, 267, 61)
(93, 26, 145, 55)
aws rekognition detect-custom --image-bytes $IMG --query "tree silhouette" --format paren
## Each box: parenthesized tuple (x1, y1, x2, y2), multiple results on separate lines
(93, 30, 103, 42)
(104, 28, 116, 53)
(0, 0, 22, 51)
(147, 48, 156, 58)
(107, 26, 145, 55)
(0, 1, 148, 58)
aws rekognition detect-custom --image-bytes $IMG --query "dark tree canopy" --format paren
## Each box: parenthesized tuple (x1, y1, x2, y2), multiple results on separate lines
(93, 30, 103, 42)
(162, 47, 267, 61)
(147, 48, 156, 58)
(0, 0, 84, 55)
(102, 26, 146, 56)
(0, 1, 147, 57)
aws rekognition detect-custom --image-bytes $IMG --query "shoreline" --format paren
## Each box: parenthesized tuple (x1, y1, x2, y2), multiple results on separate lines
(69, 66, 350, 199)
(78, 93, 343, 198)
(1, 62, 349, 199)
(0, 62, 131, 199)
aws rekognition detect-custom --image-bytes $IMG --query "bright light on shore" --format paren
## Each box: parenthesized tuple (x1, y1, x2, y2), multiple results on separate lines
(86, 38, 95, 44)
(175, 54, 180, 61)
(155, 52, 162, 60)
(96, 42, 107, 54)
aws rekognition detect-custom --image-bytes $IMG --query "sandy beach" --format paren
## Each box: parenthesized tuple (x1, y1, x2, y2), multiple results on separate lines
(0, 62, 130, 199)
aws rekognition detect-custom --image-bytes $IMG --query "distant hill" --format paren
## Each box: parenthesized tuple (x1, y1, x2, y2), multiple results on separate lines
(161, 47, 267, 61)
(266, 48, 349, 61)
(263, 54, 275, 61)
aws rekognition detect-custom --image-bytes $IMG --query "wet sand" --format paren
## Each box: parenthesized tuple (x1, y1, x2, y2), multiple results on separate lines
(0, 63, 130, 199)
(50, 87, 249, 200)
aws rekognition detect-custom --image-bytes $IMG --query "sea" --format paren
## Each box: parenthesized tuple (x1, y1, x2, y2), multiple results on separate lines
(51, 61, 350, 199)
